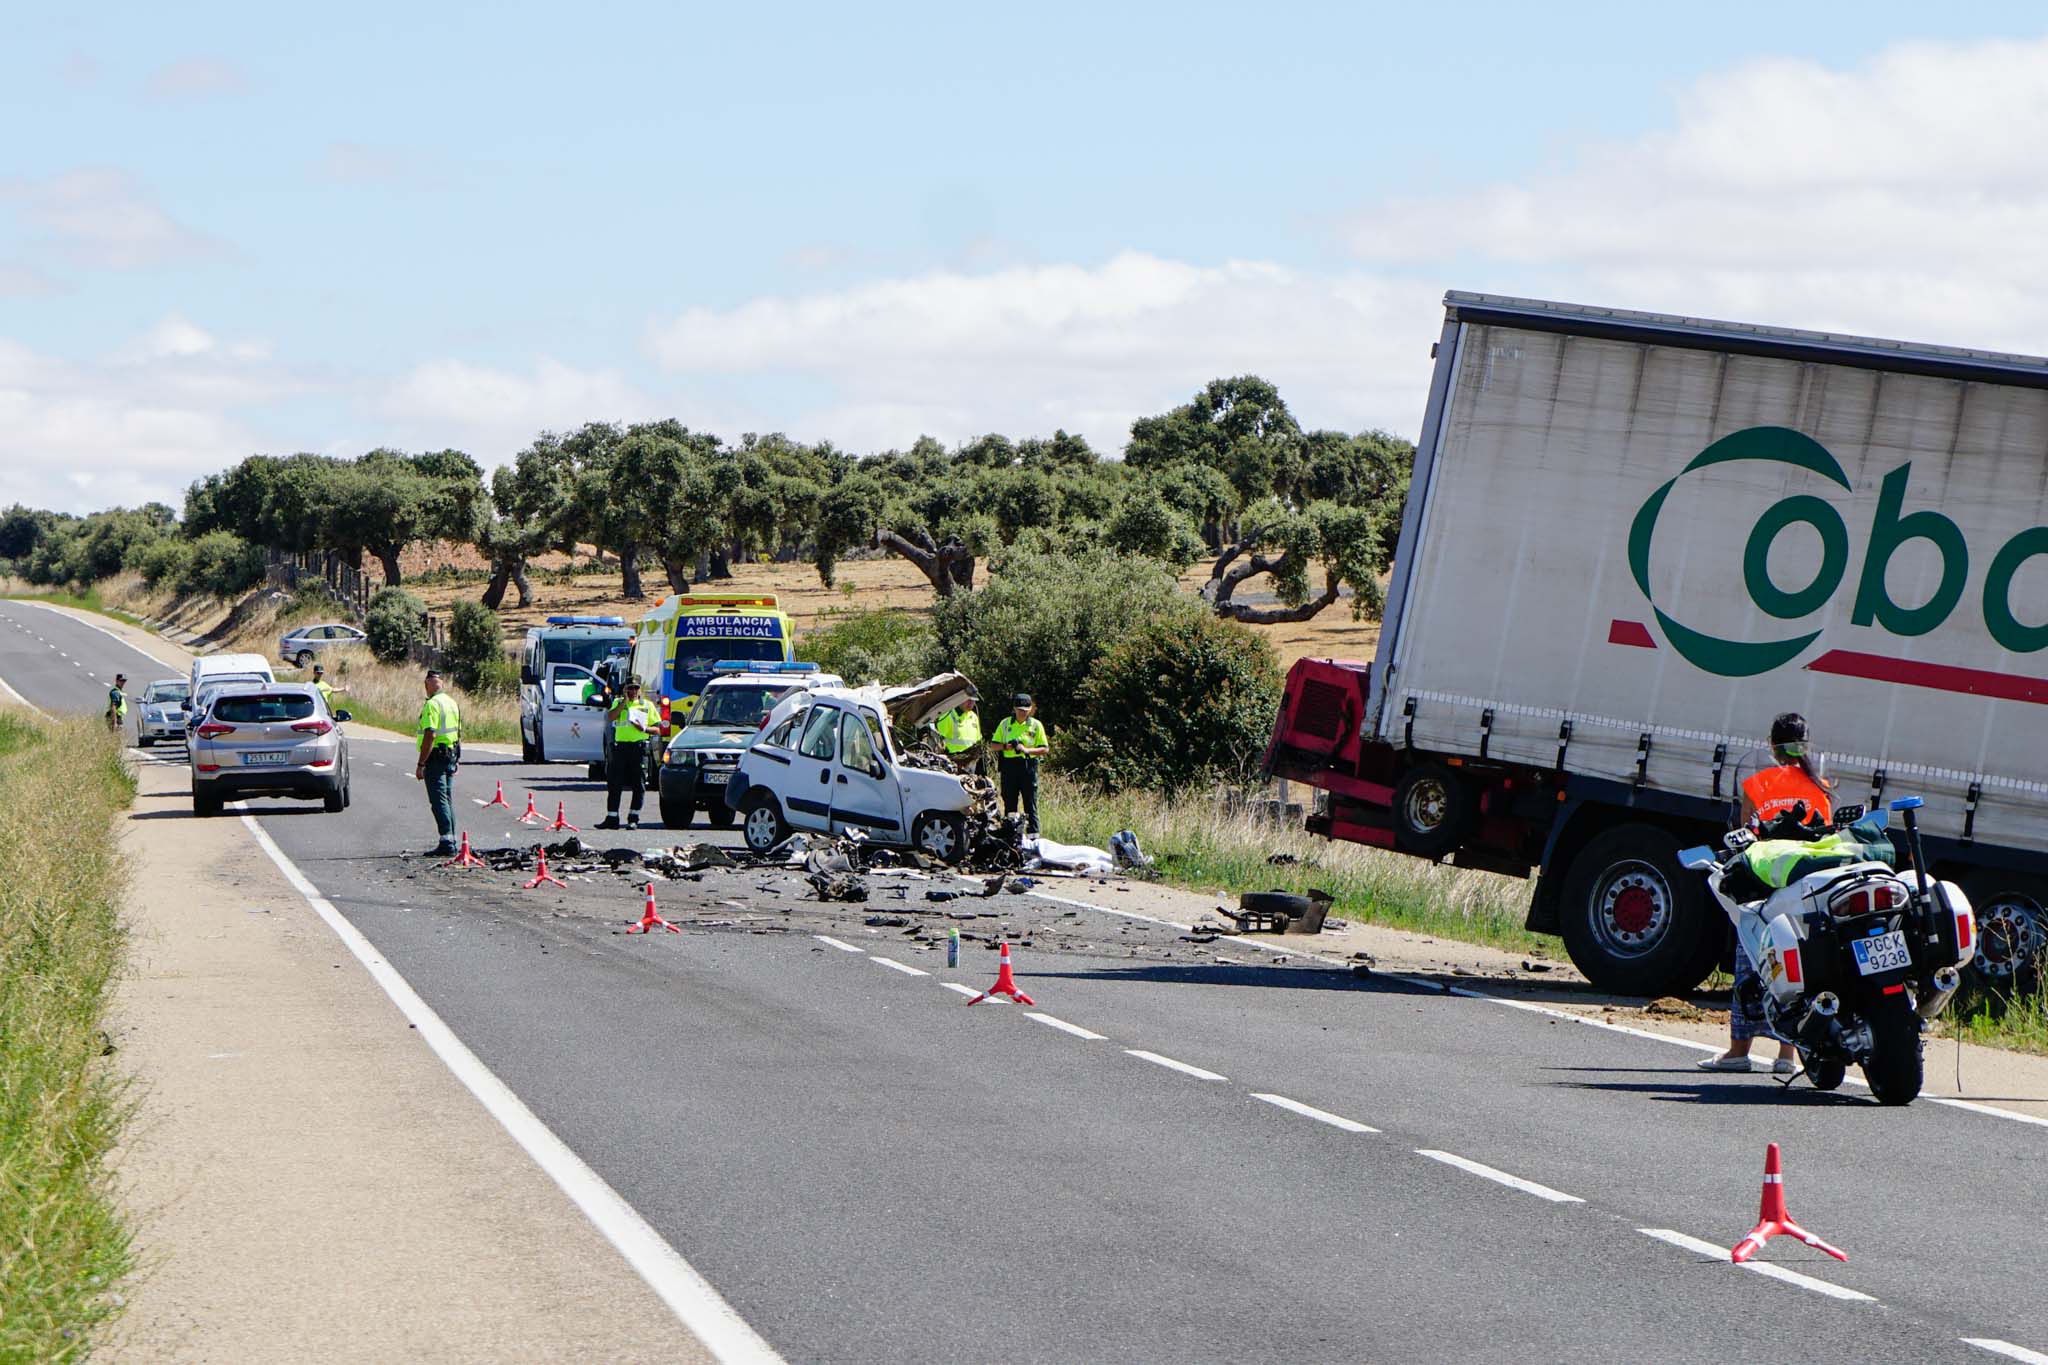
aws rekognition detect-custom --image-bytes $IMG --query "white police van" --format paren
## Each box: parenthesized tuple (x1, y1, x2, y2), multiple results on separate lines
(518, 615, 633, 764)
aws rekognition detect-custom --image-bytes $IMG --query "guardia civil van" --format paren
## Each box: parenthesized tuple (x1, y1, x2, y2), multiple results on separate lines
(1266, 293, 2048, 994)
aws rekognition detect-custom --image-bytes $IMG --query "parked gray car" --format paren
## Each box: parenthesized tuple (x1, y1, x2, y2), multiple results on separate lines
(190, 683, 352, 817)
(135, 678, 190, 747)
(278, 622, 367, 667)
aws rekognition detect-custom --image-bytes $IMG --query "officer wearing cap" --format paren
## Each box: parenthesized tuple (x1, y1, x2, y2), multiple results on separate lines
(413, 669, 463, 856)
(310, 662, 342, 710)
(931, 683, 984, 775)
(106, 673, 129, 733)
(596, 677, 660, 830)
(989, 692, 1049, 835)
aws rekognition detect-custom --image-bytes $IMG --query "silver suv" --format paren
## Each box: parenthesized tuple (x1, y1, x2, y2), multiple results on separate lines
(190, 683, 353, 817)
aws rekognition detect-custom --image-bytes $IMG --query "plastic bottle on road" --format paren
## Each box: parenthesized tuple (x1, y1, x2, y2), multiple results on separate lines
(947, 928, 960, 969)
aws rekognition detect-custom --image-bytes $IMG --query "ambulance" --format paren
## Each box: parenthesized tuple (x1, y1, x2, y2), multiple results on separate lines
(627, 593, 795, 728)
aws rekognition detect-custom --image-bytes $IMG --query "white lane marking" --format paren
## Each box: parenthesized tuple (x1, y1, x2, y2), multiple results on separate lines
(939, 981, 982, 998)
(1637, 1228, 1873, 1302)
(12, 599, 188, 670)
(1036, 887, 2048, 1131)
(813, 934, 862, 953)
(1025, 1012, 1106, 1041)
(235, 813, 785, 1363)
(0, 668, 48, 716)
(1418, 1149, 1583, 1203)
(1125, 1049, 1227, 1081)
(1252, 1093, 1378, 1133)
(71, 660, 80, 666)
(58, 651, 67, 658)
(870, 956, 928, 976)
(1965, 1340, 2048, 1364)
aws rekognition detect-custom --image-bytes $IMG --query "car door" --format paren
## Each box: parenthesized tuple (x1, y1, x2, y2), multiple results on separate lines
(539, 664, 607, 762)
(781, 702, 841, 832)
(830, 709, 904, 840)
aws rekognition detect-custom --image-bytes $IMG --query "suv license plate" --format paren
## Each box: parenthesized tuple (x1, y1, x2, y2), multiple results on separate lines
(701, 770, 729, 785)
(1852, 929, 1912, 976)
(243, 751, 292, 766)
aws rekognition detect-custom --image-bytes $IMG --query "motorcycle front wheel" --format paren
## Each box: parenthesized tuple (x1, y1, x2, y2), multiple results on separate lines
(1861, 997, 1924, 1105)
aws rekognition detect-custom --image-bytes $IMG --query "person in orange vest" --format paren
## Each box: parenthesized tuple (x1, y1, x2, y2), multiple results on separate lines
(1699, 712, 1835, 1076)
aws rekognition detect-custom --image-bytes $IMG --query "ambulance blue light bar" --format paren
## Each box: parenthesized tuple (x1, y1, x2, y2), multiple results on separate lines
(546, 615, 626, 627)
(711, 660, 820, 674)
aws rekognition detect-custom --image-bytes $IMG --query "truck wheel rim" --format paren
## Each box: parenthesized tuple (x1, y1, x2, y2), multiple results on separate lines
(745, 806, 777, 849)
(1974, 895, 2046, 981)
(1403, 778, 1450, 831)
(1592, 861, 1671, 957)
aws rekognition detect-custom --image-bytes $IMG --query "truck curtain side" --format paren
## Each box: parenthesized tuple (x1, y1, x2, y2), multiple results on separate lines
(1268, 294, 2048, 995)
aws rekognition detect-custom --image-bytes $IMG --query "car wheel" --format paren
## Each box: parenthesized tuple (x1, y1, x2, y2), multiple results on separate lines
(296, 650, 315, 668)
(910, 811, 966, 864)
(706, 804, 735, 829)
(323, 782, 345, 813)
(588, 761, 606, 781)
(742, 792, 788, 852)
(1558, 823, 1717, 997)
(521, 733, 539, 764)
(661, 798, 694, 830)
(138, 736, 153, 748)
(193, 788, 223, 818)
(342, 776, 352, 809)
(1392, 763, 1476, 858)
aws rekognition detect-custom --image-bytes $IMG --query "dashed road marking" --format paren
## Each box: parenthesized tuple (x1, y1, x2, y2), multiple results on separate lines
(1965, 1340, 2048, 1364)
(939, 982, 982, 998)
(1252, 1093, 1378, 1133)
(871, 956, 928, 977)
(1125, 1049, 1226, 1081)
(1637, 1228, 1872, 1302)
(1419, 1150, 1583, 1203)
(1025, 1012, 1106, 1041)
(814, 935, 863, 953)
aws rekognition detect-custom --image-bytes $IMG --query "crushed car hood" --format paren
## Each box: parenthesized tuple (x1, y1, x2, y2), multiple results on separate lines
(873, 672, 976, 730)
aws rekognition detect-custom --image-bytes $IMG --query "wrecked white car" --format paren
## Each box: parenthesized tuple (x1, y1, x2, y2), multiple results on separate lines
(725, 673, 980, 862)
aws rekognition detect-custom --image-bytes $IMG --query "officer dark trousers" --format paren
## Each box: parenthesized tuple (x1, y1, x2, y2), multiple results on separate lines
(998, 754, 1039, 835)
(608, 740, 648, 816)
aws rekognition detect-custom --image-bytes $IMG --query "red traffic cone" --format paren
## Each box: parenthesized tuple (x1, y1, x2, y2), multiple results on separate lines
(1731, 1142, 1846, 1263)
(967, 940, 1035, 1006)
(482, 779, 512, 810)
(547, 800, 579, 833)
(626, 882, 679, 934)
(517, 792, 544, 825)
(441, 830, 486, 868)
(523, 846, 566, 890)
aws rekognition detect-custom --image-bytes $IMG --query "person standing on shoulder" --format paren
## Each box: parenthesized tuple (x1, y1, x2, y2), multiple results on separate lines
(413, 670, 463, 857)
(932, 685, 983, 775)
(1698, 712, 1833, 1077)
(597, 677, 660, 830)
(310, 662, 344, 710)
(990, 692, 1049, 836)
(105, 674, 129, 733)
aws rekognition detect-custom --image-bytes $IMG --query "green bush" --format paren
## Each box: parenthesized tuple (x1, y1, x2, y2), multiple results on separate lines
(471, 651, 521, 698)
(366, 587, 426, 664)
(178, 530, 264, 597)
(1061, 607, 1281, 794)
(132, 537, 193, 590)
(800, 608, 937, 686)
(931, 548, 1184, 734)
(1104, 487, 1205, 569)
(444, 600, 504, 693)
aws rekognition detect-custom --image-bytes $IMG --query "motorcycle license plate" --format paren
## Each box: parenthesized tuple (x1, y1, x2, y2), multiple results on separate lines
(243, 751, 292, 766)
(1852, 930, 1912, 975)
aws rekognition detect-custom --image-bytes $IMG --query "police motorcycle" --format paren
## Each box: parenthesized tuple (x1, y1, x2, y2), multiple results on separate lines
(1678, 796, 1977, 1105)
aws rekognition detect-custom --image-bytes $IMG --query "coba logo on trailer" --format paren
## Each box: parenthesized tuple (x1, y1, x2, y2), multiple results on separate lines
(1623, 426, 2048, 702)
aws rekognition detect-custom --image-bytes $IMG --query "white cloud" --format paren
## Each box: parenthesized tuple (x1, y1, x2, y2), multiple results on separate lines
(313, 141, 435, 186)
(144, 57, 252, 101)
(1, 168, 219, 271)
(1347, 35, 2048, 353)
(378, 358, 655, 463)
(645, 252, 1441, 452)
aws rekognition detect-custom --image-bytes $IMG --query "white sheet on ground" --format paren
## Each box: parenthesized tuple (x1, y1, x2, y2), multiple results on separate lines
(1024, 836, 1117, 876)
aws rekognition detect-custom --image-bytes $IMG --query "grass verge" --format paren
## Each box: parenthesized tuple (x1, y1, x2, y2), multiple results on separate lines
(0, 712, 136, 1360)
(1945, 981, 2048, 1056)
(0, 581, 145, 629)
(1040, 777, 1545, 954)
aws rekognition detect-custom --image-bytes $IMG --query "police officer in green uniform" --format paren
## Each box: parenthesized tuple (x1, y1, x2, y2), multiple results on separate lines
(597, 678, 660, 830)
(413, 669, 463, 856)
(106, 674, 129, 733)
(310, 662, 341, 709)
(931, 684, 983, 775)
(989, 692, 1049, 835)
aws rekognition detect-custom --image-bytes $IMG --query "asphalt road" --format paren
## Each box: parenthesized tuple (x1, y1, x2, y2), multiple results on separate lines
(8, 598, 2048, 1364)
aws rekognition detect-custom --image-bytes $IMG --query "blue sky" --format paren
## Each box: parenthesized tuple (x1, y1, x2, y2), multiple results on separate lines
(6, 3, 2048, 512)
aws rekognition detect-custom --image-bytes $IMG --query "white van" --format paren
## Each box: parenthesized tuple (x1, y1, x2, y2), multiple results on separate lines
(187, 653, 277, 730)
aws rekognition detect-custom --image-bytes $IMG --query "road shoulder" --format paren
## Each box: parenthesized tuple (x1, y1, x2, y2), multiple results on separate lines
(108, 755, 712, 1363)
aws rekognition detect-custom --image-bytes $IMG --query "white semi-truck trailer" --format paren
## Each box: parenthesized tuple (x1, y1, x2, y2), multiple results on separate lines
(1266, 293, 2048, 995)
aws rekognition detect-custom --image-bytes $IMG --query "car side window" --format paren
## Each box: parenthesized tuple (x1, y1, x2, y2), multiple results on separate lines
(841, 713, 877, 773)
(798, 706, 839, 760)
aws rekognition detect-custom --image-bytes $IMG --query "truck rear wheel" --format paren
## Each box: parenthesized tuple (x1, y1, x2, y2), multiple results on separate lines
(1392, 763, 1475, 858)
(1960, 873, 2048, 987)
(1558, 823, 1718, 997)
